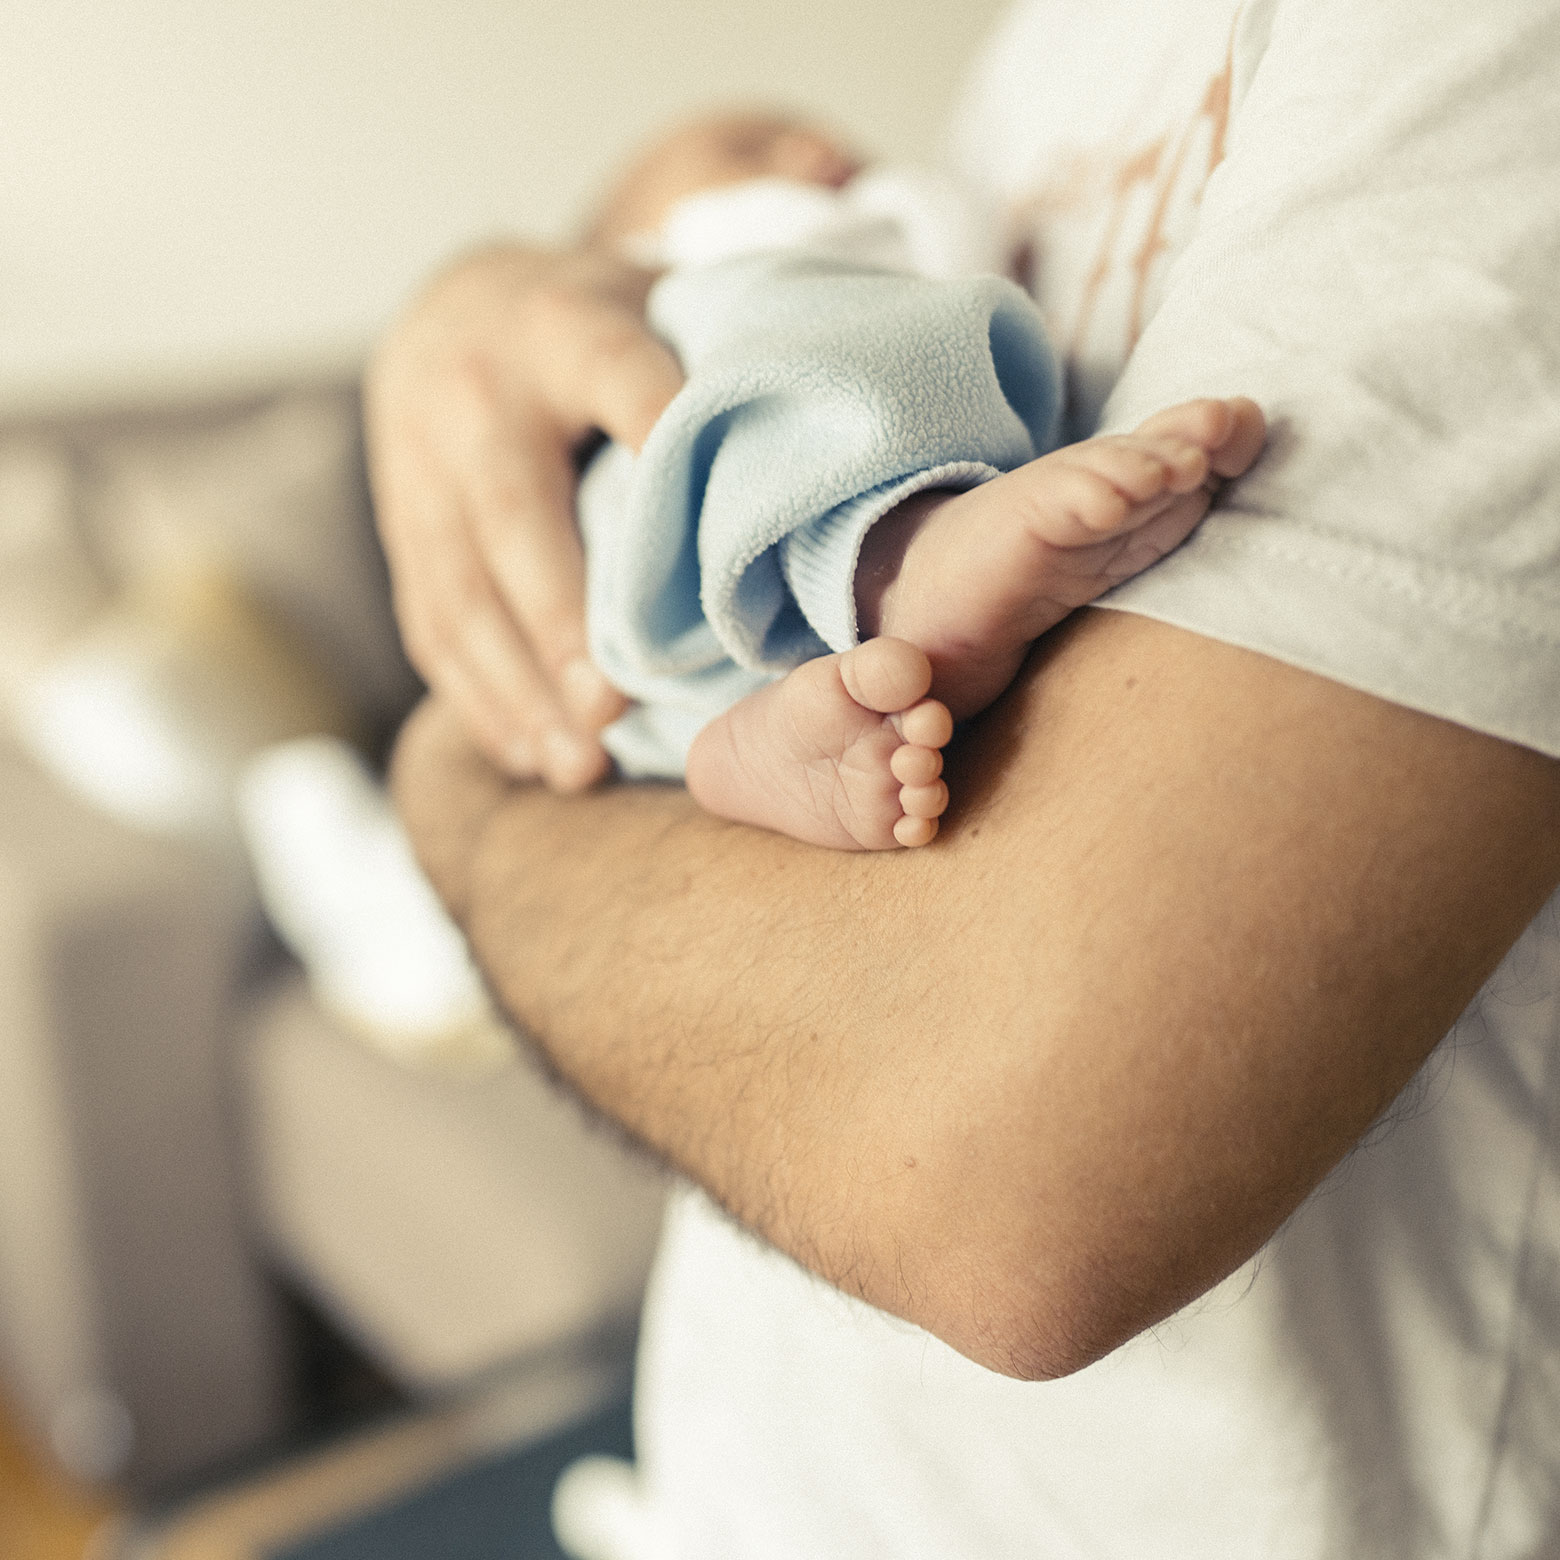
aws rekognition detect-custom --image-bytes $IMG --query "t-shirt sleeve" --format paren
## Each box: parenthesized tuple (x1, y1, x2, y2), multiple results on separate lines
(1097, 0, 1560, 758)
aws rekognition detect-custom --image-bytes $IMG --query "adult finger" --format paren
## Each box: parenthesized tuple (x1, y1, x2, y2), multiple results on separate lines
(463, 421, 628, 732)
(441, 590, 611, 791)
(432, 353, 623, 730)
(382, 462, 609, 789)
(525, 282, 685, 452)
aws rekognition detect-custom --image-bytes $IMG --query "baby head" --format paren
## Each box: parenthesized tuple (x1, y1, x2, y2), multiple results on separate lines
(588, 112, 862, 248)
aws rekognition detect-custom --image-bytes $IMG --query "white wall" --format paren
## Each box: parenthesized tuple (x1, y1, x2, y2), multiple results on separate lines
(0, 0, 1008, 412)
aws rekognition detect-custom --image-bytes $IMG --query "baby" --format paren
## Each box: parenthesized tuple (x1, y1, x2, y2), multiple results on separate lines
(575, 115, 1264, 850)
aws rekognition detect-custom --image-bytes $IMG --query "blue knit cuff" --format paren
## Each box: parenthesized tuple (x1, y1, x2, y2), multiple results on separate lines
(779, 461, 1000, 653)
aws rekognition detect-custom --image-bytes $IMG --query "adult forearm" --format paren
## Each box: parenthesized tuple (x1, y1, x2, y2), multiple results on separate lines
(393, 697, 969, 1325)
(394, 695, 1051, 1372)
(392, 613, 1560, 1380)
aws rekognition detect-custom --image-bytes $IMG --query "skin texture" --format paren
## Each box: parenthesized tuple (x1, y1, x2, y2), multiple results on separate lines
(392, 611, 1560, 1379)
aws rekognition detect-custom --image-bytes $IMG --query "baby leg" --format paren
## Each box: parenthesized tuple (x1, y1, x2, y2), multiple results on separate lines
(684, 397, 1263, 852)
(860, 396, 1266, 717)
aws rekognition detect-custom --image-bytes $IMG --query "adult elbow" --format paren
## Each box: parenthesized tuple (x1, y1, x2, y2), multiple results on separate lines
(919, 1224, 1183, 1383)
(947, 1273, 1156, 1383)
(915, 1171, 1235, 1383)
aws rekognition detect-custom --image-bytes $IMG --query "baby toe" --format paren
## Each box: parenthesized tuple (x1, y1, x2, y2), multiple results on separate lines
(894, 697, 954, 749)
(899, 779, 949, 819)
(839, 637, 934, 714)
(893, 815, 939, 848)
(891, 743, 943, 786)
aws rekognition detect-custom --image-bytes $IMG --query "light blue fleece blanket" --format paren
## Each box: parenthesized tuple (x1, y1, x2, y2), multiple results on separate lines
(579, 253, 1061, 778)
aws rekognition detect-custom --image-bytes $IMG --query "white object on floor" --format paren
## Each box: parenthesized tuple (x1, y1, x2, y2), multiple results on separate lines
(11, 566, 353, 843)
(16, 630, 232, 838)
(238, 736, 511, 1073)
(552, 1454, 675, 1560)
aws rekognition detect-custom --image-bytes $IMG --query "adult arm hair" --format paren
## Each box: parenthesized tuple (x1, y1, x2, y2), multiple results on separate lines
(392, 608, 1560, 1380)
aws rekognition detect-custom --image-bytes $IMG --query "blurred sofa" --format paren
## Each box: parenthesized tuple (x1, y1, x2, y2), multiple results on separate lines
(0, 383, 665, 1494)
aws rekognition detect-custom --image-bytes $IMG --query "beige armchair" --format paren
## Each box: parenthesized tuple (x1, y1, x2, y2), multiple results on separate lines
(0, 384, 664, 1494)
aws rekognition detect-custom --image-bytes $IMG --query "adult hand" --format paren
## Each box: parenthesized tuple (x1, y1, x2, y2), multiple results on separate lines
(364, 243, 684, 789)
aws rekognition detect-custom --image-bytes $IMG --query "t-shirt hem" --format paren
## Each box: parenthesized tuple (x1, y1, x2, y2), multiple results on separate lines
(1100, 524, 1560, 761)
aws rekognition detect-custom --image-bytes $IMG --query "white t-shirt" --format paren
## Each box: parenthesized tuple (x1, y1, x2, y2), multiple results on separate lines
(611, 2, 1560, 1555)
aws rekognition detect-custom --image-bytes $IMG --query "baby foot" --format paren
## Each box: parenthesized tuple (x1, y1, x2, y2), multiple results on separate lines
(857, 396, 1266, 717)
(685, 636, 953, 850)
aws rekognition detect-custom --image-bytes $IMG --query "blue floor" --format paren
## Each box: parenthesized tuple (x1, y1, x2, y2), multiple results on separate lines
(268, 1395, 633, 1560)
